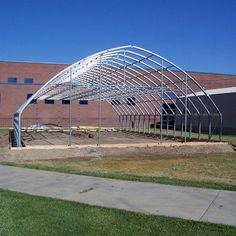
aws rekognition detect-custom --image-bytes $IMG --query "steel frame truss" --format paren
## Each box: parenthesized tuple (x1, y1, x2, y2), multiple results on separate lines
(13, 45, 222, 147)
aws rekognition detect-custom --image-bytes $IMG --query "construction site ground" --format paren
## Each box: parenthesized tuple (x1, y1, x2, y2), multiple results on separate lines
(0, 129, 233, 161)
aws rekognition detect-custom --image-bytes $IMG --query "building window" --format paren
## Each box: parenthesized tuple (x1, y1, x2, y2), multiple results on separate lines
(8, 77, 17, 84)
(111, 99, 120, 106)
(127, 97, 135, 106)
(27, 94, 37, 104)
(62, 99, 70, 104)
(79, 100, 88, 105)
(24, 78, 33, 84)
(45, 99, 54, 104)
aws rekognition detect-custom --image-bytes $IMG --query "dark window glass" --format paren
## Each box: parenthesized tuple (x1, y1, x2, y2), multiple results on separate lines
(162, 103, 176, 126)
(62, 99, 70, 104)
(79, 100, 88, 105)
(24, 78, 33, 84)
(8, 77, 17, 83)
(163, 103, 176, 114)
(127, 97, 135, 106)
(111, 99, 120, 105)
(27, 94, 37, 104)
(45, 99, 54, 104)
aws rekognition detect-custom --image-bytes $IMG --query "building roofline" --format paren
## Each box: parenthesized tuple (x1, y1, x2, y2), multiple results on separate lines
(185, 87, 236, 98)
(0, 60, 70, 66)
(0, 60, 236, 76)
(185, 70, 236, 77)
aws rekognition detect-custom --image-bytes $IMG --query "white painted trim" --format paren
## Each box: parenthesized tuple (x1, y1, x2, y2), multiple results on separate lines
(185, 87, 236, 98)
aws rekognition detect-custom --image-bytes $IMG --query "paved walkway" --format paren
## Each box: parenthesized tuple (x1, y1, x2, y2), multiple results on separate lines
(0, 165, 235, 227)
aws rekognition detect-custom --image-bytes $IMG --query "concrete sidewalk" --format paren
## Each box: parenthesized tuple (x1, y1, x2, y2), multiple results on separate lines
(0, 165, 235, 227)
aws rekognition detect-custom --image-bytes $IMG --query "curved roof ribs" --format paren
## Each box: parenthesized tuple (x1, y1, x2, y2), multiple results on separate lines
(13, 45, 222, 147)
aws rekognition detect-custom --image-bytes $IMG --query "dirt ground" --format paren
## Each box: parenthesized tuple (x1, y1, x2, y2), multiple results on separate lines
(21, 130, 165, 146)
(0, 129, 234, 161)
(0, 131, 9, 148)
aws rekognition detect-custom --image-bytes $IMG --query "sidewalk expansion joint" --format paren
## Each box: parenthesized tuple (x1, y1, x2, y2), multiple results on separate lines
(199, 190, 221, 221)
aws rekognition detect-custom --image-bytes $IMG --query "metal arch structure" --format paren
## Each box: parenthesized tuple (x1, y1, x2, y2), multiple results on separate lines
(13, 45, 222, 147)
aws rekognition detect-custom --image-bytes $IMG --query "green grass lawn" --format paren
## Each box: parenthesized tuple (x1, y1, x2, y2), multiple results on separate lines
(0, 128, 8, 134)
(0, 188, 235, 236)
(3, 152, 236, 191)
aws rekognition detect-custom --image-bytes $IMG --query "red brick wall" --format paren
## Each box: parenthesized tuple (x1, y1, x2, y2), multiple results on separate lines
(0, 61, 235, 128)
(0, 61, 118, 127)
(187, 72, 236, 90)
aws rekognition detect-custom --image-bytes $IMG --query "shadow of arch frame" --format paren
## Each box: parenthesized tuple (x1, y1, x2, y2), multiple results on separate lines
(13, 45, 222, 147)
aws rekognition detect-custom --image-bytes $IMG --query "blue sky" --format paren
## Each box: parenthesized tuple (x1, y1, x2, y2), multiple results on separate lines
(0, 0, 235, 74)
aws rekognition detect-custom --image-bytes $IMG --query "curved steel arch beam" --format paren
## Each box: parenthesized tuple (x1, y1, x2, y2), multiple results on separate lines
(132, 46, 221, 116)
(76, 71, 141, 115)
(74, 55, 163, 116)
(122, 50, 200, 115)
(79, 51, 196, 117)
(92, 64, 158, 115)
(105, 56, 180, 115)
(13, 45, 222, 146)
(66, 59, 158, 116)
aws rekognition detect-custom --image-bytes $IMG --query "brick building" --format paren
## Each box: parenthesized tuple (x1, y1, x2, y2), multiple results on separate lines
(0, 61, 117, 128)
(1, 61, 236, 130)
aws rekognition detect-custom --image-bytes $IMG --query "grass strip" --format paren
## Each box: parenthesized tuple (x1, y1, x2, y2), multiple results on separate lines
(1, 161, 236, 191)
(0, 188, 236, 236)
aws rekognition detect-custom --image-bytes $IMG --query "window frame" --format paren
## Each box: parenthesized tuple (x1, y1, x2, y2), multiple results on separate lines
(27, 94, 37, 104)
(79, 100, 88, 105)
(24, 78, 34, 84)
(127, 97, 136, 106)
(62, 99, 70, 104)
(8, 77, 17, 84)
(111, 99, 120, 106)
(44, 99, 55, 104)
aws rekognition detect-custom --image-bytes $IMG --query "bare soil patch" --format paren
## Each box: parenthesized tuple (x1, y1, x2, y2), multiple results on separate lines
(0, 130, 234, 162)
(0, 131, 9, 148)
(21, 130, 165, 146)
